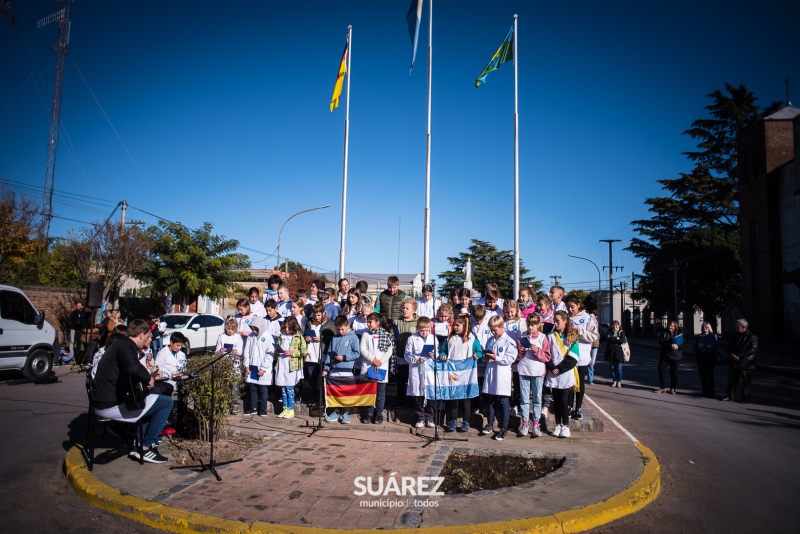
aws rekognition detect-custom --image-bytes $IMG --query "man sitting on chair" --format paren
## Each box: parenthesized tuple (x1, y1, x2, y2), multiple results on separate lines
(91, 319, 174, 464)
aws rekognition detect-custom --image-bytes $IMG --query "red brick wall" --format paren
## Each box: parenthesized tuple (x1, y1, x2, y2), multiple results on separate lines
(738, 118, 795, 339)
(17, 285, 85, 342)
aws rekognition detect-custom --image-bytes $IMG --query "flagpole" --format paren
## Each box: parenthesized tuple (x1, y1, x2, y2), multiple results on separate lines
(512, 14, 520, 299)
(423, 0, 433, 284)
(338, 26, 352, 280)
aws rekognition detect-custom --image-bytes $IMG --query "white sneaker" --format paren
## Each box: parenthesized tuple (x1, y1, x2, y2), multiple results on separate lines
(415, 420, 425, 428)
(425, 421, 435, 428)
(551, 424, 562, 437)
(560, 425, 571, 438)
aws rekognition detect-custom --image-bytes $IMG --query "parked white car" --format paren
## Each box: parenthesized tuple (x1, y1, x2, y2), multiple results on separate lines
(0, 284, 56, 378)
(159, 313, 225, 354)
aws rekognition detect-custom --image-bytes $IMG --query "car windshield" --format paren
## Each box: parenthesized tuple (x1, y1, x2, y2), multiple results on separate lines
(162, 315, 191, 329)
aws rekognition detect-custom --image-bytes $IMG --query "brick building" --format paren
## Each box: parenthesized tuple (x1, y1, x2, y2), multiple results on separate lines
(737, 105, 800, 340)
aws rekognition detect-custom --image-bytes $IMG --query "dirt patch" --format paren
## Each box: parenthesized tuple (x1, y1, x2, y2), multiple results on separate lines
(167, 434, 266, 467)
(439, 452, 564, 495)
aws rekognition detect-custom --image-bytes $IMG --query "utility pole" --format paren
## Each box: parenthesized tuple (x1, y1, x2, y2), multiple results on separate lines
(120, 200, 127, 226)
(631, 272, 636, 335)
(550, 275, 561, 286)
(600, 239, 622, 323)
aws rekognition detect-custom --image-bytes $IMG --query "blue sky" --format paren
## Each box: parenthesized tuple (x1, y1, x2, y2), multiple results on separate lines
(2, 0, 798, 294)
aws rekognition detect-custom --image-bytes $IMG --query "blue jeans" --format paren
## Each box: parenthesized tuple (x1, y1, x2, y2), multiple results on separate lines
(485, 394, 510, 429)
(588, 347, 598, 383)
(367, 382, 387, 417)
(151, 335, 163, 356)
(518, 375, 543, 426)
(141, 394, 173, 448)
(249, 383, 268, 413)
(610, 361, 623, 383)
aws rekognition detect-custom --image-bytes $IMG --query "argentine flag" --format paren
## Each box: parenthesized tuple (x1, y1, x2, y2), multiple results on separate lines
(424, 357, 479, 401)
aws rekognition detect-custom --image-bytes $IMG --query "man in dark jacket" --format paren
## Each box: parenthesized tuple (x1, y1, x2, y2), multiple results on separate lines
(723, 319, 758, 403)
(91, 319, 173, 463)
(66, 301, 86, 359)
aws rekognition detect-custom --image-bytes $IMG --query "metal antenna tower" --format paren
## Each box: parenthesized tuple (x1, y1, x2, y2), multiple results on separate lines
(37, 0, 71, 238)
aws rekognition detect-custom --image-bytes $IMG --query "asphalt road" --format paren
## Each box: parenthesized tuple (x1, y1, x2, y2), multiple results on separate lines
(1, 345, 797, 534)
(0, 367, 160, 534)
(586, 342, 800, 533)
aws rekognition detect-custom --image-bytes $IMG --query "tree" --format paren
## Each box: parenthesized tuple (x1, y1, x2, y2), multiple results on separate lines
(273, 260, 304, 273)
(69, 221, 152, 301)
(437, 239, 540, 299)
(138, 221, 250, 310)
(36, 241, 83, 288)
(0, 183, 45, 282)
(628, 84, 782, 321)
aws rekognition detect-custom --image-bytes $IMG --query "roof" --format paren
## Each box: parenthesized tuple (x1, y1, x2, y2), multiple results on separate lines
(345, 273, 422, 284)
(764, 105, 800, 121)
(231, 269, 286, 281)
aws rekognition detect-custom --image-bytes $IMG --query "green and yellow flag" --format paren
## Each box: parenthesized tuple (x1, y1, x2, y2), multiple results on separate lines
(330, 39, 349, 112)
(475, 26, 514, 88)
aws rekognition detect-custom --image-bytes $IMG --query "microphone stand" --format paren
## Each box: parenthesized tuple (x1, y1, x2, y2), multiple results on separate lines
(307, 331, 349, 437)
(416, 344, 468, 448)
(170, 351, 242, 481)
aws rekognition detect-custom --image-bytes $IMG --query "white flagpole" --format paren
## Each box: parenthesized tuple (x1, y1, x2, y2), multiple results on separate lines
(512, 14, 520, 298)
(338, 26, 352, 280)
(423, 0, 433, 283)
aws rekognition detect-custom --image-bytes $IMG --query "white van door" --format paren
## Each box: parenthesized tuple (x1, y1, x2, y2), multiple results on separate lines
(0, 289, 41, 369)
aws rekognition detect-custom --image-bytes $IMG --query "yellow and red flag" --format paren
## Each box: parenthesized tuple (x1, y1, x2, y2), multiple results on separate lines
(330, 39, 349, 112)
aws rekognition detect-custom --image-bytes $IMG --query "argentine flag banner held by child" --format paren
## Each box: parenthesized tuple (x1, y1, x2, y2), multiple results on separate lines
(424, 358, 479, 401)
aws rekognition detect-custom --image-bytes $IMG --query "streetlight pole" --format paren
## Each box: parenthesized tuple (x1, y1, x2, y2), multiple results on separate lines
(277, 205, 330, 274)
(568, 254, 601, 316)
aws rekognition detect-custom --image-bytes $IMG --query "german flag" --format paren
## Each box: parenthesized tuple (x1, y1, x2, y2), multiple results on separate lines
(325, 374, 377, 408)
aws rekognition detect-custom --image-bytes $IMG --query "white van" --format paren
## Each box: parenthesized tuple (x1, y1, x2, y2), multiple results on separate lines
(0, 285, 56, 378)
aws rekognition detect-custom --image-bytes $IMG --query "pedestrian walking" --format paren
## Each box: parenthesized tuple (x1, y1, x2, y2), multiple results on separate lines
(723, 319, 758, 403)
(694, 322, 718, 398)
(605, 320, 627, 388)
(656, 320, 682, 394)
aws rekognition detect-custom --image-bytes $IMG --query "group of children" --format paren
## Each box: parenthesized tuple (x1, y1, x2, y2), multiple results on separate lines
(189, 276, 600, 442)
(397, 284, 599, 440)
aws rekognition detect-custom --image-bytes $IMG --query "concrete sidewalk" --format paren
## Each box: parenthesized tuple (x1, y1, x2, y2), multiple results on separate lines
(66, 395, 659, 533)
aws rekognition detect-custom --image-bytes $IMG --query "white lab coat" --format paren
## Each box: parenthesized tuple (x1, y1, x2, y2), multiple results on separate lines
(359, 330, 392, 384)
(404, 333, 437, 397)
(482, 333, 517, 396)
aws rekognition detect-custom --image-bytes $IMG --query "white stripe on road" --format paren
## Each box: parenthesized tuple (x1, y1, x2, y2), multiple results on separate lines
(585, 395, 639, 443)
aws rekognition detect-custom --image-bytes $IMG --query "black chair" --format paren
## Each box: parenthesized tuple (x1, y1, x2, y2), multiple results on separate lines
(84, 371, 144, 470)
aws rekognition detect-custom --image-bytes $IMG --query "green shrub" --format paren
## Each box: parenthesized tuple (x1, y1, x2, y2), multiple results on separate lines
(182, 352, 243, 442)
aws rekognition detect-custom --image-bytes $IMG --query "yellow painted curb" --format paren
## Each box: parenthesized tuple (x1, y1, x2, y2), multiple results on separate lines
(66, 441, 659, 534)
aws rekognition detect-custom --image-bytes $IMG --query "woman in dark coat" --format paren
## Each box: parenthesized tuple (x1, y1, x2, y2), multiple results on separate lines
(656, 320, 682, 394)
(604, 320, 627, 388)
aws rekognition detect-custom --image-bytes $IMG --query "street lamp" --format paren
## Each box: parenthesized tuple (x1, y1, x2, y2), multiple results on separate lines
(568, 254, 602, 316)
(276, 205, 330, 274)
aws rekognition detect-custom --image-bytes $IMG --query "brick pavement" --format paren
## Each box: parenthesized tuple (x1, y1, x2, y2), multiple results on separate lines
(160, 425, 445, 529)
(154, 399, 632, 530)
